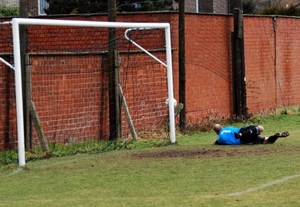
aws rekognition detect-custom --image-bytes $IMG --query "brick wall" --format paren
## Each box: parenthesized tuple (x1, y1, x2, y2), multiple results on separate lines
(28, 0, 38, 16)
(275, 17, 300, 107)
(244, 17, 276, 114)
(1, 13, 300, 149)
(185, 0, 197, 12)
(198, 0, 229, 14)
(213, 0, 229, 14)
(0, 0, 19, 7)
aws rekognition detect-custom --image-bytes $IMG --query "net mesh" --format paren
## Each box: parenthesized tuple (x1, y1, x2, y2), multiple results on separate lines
(30, 25, 169, 145)
(0, 21, 170, 149)
(0, 21, 17, 150)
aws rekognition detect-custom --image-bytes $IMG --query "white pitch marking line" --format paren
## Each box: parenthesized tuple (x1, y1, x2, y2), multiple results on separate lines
(227, 174, 300, 196)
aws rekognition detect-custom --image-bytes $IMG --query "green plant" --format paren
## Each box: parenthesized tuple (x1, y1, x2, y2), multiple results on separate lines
(0, 5, 18, 17)
(261, 4, 300, 16)
(0, 138, 174, 166)
(243, 0, 257, 14)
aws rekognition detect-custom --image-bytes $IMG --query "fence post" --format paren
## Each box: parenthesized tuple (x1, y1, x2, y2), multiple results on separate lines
(232, 8, 247, 118)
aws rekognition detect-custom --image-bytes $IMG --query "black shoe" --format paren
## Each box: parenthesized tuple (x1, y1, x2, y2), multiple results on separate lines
(274, 132, 290, 138)
(234, 132, 242, 139)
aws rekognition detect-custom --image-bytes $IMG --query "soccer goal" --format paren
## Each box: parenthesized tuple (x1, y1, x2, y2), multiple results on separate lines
(11, 18, 176, 166)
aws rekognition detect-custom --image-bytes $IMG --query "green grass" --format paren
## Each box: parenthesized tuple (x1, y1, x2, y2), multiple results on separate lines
(1, 114, 300, 206)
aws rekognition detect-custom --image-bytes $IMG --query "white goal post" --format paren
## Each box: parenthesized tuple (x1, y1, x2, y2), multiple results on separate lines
(11, 18, 176, 166)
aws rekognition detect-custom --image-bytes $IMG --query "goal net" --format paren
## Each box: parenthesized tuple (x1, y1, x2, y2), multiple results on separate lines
(9, 18, 176, 166)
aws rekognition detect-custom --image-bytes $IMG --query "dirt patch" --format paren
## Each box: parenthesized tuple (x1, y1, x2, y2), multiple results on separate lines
(131, 145, 295, 159)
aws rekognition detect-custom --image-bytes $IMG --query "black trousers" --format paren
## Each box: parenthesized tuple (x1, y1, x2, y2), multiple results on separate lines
(239, 125, 265, 144)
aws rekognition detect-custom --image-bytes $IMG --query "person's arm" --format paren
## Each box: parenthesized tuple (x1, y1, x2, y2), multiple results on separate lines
(214, 140, 221, 145)
(214, 139, 228, 145)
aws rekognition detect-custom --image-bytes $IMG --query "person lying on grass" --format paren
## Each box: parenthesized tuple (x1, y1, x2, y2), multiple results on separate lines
(213, 124, 290, 145)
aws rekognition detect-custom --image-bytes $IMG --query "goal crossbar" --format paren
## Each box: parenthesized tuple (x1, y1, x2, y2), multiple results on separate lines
(11, 18, 176, 166)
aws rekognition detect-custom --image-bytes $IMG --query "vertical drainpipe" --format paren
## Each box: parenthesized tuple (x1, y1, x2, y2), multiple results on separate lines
(179, 0, 186, 131)
(273, 17, 277, 112)
(272, 17, 286, 114)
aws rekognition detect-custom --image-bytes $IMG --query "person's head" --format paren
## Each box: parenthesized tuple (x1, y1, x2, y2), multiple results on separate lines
(258, 125, 264, 134)
(213, 124, 223, 135)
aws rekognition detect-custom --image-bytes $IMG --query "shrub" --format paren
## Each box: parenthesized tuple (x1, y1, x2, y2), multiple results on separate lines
(261, 4, 300, 16)
(0, 5, 18, 17)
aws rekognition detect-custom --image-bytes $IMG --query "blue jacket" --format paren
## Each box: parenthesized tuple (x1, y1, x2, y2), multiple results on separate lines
(216, 126, 241, 145)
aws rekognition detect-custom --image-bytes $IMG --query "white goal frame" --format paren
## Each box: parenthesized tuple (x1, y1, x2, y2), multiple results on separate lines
(11, 18, 176, 166)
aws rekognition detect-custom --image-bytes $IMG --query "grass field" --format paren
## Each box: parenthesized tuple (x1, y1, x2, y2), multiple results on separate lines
(1, 114, 300, 207)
